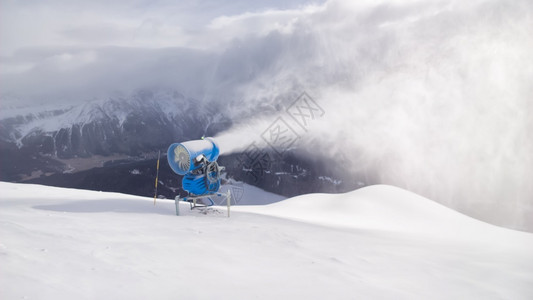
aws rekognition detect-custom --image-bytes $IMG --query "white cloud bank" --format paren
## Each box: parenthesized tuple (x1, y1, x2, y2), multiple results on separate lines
(214, 0, 533, 231)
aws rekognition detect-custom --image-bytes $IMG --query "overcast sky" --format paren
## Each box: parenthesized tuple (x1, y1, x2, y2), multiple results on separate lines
(0, 0, 322, 54)
(0, 0, 324, 102)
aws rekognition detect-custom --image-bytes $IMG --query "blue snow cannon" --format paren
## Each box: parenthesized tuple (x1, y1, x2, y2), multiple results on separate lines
(167, 137, 221, 196)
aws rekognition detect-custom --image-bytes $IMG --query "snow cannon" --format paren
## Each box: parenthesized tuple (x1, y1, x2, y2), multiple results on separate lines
(167, 138, 220, 175)
(167, 137, 222, 198)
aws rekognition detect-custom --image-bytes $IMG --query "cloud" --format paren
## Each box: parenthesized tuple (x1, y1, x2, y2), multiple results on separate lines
(0, 0, 321, 104)
(0, 47, 219, 105)
(0, 0, 320, 55)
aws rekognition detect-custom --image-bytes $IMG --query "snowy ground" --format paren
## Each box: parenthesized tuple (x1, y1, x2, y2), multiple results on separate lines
(1, 182, 532, 299)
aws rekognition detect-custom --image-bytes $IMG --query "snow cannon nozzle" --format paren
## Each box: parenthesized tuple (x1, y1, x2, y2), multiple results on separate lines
(167, 137, 220, 176)
(167, 137, 222, 197)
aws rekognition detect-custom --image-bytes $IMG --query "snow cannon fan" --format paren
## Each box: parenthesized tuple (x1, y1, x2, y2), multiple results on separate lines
(167, 137, 229, 209)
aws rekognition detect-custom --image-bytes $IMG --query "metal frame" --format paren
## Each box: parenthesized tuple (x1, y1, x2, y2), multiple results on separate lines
(174, 190, 232, 217)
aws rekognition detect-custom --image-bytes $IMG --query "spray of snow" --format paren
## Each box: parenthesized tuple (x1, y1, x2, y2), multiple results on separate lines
(214, 0, 533, 231)
(215, 118, 276, 155)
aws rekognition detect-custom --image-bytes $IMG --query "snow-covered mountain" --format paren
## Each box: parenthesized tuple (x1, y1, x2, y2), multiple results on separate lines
(1, 182, 532, 299)
(0, 90, 234, 182)
(0, 90, 229, 158)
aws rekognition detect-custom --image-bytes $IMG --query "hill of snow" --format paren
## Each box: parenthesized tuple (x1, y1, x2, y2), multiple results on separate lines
(235, 185, 530, 241)
(1, 182, 532, 299)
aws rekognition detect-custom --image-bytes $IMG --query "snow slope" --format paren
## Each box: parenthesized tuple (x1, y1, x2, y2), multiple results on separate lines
(1, 182, 532, 299)
(234, 186, 530, 240)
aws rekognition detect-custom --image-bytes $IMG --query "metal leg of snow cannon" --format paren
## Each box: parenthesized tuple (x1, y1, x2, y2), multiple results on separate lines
(181, 195, 212, 210)
(226, 189, 231, 218)
(189, 196, 202, 210)
(174, 192, 231, 216)
(174, 196, 180, 216)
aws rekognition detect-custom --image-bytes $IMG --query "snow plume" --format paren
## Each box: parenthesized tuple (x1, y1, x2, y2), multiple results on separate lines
(215, 0, 533, 231)
(215, 118, 273, 155)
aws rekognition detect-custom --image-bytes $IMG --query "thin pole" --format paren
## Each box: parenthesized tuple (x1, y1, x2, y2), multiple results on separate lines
(153, 150, 161, 205)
